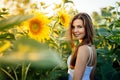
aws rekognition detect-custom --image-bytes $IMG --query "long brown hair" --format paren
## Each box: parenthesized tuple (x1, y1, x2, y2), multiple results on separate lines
(69, 13, 94, 68)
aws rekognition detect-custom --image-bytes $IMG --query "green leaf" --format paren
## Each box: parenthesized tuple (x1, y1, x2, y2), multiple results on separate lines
(0, 67, 15, 80)
(92, 12, 102, 23)
(112, 28, 120, 35)
(0, 33, 15, 40)
(62, 0, 74, 4)
(97, 28, 110, 36)
(0, 14, 33, 31)
(109, 36, 120, 43)
(114, 19, 120, 27)
(101, 7, 112, 17)
(96, 47, 109, 54)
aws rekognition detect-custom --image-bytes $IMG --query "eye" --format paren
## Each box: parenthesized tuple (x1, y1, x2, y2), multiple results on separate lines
(77, 25, 83, 28)
(71, 26, 75, 29)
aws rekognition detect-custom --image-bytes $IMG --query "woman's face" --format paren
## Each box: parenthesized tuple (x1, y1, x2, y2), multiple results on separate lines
(72, 19, 86, 40)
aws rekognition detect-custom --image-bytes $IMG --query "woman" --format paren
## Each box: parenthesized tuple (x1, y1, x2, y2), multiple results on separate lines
(67, 13, 97, 80)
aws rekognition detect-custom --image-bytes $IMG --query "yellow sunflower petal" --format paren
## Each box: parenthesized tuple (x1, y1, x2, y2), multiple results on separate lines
(24, 12, 50, 42)
(58, 9, 70, 28)
(0, 40, 11, 53)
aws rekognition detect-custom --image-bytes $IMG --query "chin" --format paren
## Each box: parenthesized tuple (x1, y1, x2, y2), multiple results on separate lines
(75, 37, 81, 40)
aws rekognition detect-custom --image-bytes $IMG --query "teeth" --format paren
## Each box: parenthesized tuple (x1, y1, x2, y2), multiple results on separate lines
(75, 34, 79, 35)
(74, 34, 79, 37)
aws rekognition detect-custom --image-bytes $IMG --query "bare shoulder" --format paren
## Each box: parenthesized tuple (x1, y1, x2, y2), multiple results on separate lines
(77, 45, 90, 57)
(78, 45, 89, 53)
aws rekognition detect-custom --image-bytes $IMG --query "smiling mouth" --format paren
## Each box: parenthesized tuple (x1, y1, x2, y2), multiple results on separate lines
(74, 34, 80, 37)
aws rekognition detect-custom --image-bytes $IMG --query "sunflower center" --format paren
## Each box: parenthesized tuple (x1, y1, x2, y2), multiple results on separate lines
(30, 23, 40, 34)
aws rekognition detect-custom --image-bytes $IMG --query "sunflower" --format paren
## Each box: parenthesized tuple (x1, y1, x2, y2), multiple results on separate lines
(58, 9, 70, 28)
(24, 12, 50, 42)
(0, 40, 11, 53)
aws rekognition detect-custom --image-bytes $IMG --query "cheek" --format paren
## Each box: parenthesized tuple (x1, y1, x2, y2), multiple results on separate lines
(80, 28, 85, 33)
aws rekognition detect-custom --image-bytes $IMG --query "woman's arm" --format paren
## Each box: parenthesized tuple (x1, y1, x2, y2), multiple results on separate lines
(73, 45, 89, 80)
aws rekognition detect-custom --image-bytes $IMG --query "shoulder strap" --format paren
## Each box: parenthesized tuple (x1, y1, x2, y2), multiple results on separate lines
(86, 46, 93, 66)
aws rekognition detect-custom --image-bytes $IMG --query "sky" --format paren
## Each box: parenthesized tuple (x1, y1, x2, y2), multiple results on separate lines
(73, 0, 119, 14)
(0, 0, 119, 15)
(31, 0, 119, 15)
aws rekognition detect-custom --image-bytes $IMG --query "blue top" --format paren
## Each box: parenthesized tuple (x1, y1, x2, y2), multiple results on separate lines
(67, 46, 93, 80)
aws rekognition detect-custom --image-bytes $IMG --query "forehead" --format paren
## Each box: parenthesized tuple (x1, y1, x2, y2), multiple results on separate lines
(73, 19, 83, 26)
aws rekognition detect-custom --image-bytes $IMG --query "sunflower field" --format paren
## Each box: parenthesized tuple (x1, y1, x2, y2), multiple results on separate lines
(0, 0, 120, 80)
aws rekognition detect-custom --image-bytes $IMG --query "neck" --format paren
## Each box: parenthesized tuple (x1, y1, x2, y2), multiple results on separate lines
(79, 39, 83, 43)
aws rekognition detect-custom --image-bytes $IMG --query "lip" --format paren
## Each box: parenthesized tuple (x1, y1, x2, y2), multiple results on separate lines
(74, 34, 80, 37)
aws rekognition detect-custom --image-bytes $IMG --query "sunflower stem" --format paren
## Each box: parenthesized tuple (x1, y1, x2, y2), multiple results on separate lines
(0, 67, 15, 80)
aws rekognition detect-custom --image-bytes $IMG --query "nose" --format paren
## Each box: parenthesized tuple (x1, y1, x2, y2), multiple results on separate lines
(73, 27, 78, 33)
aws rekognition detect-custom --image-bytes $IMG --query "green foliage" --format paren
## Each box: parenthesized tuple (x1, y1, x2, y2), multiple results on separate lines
(92, 1, 120, 80)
